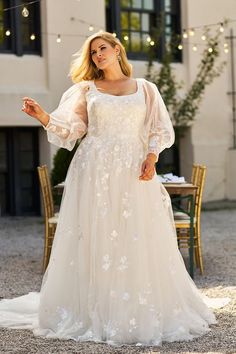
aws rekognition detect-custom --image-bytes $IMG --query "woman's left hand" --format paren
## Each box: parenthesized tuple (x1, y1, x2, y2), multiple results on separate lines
(139, 154, 157, 181)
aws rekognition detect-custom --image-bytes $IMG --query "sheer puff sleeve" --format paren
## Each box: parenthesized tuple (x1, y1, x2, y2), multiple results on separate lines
(141, 79, 175, 161)
(44, 82, 89, 151)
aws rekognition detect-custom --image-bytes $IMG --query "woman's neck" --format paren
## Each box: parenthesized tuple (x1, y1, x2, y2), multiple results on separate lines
(102, 69, 127, 82)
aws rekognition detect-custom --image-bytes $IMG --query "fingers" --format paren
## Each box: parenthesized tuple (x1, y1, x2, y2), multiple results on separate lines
(139, 173, 155, 181)
(139, 168, 155, 181)
(22, 97, 40, 107)
(141, 161, 146, 174)
(21, 96, 41, 116)
(21, 100, 33, 112)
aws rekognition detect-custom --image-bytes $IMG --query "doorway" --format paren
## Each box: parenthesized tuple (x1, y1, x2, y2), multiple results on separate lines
(0, 127, 40, 216)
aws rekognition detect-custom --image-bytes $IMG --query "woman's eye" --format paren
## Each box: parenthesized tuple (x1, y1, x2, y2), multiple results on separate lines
(101, 47, 106, 50)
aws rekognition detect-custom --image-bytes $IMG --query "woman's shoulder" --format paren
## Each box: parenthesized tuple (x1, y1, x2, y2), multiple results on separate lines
(138, 78, 156, 87)
(137, 78, 158, 95)
(74, 80, 93, 91)
(59, 80, 93, 104)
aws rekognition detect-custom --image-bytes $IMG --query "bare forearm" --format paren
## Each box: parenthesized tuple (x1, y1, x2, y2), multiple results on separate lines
(38, 113, 50, 127)
(22, 97, 50, 127)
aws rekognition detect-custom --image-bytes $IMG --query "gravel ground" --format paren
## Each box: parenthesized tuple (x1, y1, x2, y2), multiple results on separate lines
(0, 210, 235, 354)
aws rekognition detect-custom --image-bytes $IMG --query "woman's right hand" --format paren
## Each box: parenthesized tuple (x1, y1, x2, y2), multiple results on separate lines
(22, 97, 49, 126)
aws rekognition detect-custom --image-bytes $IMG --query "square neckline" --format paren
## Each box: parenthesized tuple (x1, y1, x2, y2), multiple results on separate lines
(92, 79, 140, 97)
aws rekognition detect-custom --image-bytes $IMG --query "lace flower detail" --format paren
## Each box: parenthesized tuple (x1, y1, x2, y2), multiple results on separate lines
(102, 254, 112, 271)
(117, 256, 128, 271)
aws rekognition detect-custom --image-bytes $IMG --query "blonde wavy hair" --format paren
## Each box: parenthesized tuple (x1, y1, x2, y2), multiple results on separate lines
(69, 31, 132, 83)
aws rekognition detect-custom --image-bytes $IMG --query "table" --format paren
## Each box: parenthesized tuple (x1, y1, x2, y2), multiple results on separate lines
(163, 183, 198, 278)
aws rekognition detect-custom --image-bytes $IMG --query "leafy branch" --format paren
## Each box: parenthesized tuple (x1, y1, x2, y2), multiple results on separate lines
(146, 26, 227, 141)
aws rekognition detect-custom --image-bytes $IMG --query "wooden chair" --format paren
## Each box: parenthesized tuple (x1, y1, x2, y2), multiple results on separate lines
(174, 165, 206, 274)
(37, 165, 58, 272)
(191, 163, 200, 185)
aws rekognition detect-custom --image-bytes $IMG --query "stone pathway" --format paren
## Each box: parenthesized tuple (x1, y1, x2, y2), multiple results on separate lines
(0, 210, 235, 353)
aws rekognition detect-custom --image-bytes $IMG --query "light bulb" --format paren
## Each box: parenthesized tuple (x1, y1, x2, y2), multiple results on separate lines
(189, 28, 195, 36)
(112, 32, 117, 37)
(224, 48, 229, 53)
(5, 30, 11, 36)
(150, 40, 155, 46)
(193, 45, 197, 51)
(22, 6, 29, 17)
(178, 44, 183, 50)
(224, 43, 228, 48)
(30, 33, 36, 40)
(208, 47, 213, 53)
(124, 35, 129, 41)
(183, 30, 188, 39)
(146, 36, 151, 42)
(56, 34, 61, 43)
(201, 34, 206, 41)
(219, 23, 224, 33)
(89, 25, 94, 31)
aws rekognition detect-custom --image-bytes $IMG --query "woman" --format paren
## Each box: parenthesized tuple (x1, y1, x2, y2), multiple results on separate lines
(0, 31, 228, 346)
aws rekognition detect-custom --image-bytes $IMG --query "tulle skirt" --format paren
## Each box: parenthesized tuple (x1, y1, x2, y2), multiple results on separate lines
(0, 140, 229, 346)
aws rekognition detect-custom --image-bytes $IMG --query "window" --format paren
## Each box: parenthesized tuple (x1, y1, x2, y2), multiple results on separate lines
(106, 0, 181, 62)
(0, 0, 41, 56)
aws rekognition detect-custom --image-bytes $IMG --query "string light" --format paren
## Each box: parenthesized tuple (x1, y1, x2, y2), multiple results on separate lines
(56, 34, 61, 43)
(0, 1, 232, 59)
(189, 28, 195, 36)
(219, 22, 224, 33)
(22, 6, 29, 17)
(182, 30, 188, 39)
(2, 1, 236, 38)
(224, 43, 229, 53)
(3, 0, 40, 13)
(70, 16, 104, 33)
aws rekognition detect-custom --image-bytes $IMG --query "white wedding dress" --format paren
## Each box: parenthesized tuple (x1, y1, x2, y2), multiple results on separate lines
(0, 79, 229, 346)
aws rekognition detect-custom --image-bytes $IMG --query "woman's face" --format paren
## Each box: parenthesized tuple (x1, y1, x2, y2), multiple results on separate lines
(90, 38, 120, 71)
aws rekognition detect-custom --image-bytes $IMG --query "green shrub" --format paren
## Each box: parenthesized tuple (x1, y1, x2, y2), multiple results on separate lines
(51, 142, 80, 186)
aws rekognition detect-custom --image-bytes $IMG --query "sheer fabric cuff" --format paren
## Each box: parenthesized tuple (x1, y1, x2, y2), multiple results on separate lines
(43, 114, 87, 151)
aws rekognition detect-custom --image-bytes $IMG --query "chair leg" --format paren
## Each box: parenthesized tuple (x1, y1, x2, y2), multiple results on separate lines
(192, 225, 200, 268)
(43, 223, 56, 272)
(42, 222, 49, 273)
(42, 222, 56, 273)
(196, 223, 204, 274)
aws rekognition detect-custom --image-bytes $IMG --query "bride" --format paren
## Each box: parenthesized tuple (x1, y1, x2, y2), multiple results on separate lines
(0, 31, 228, 346)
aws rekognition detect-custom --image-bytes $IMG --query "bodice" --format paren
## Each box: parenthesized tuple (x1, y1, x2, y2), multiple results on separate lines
(86, 80, 146, 141)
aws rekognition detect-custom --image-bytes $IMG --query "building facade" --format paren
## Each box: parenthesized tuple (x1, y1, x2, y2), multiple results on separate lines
(0, 0, 235, 215)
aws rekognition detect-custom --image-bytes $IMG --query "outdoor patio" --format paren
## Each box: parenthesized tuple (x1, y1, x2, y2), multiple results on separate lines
(0, 208, 235, 354)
